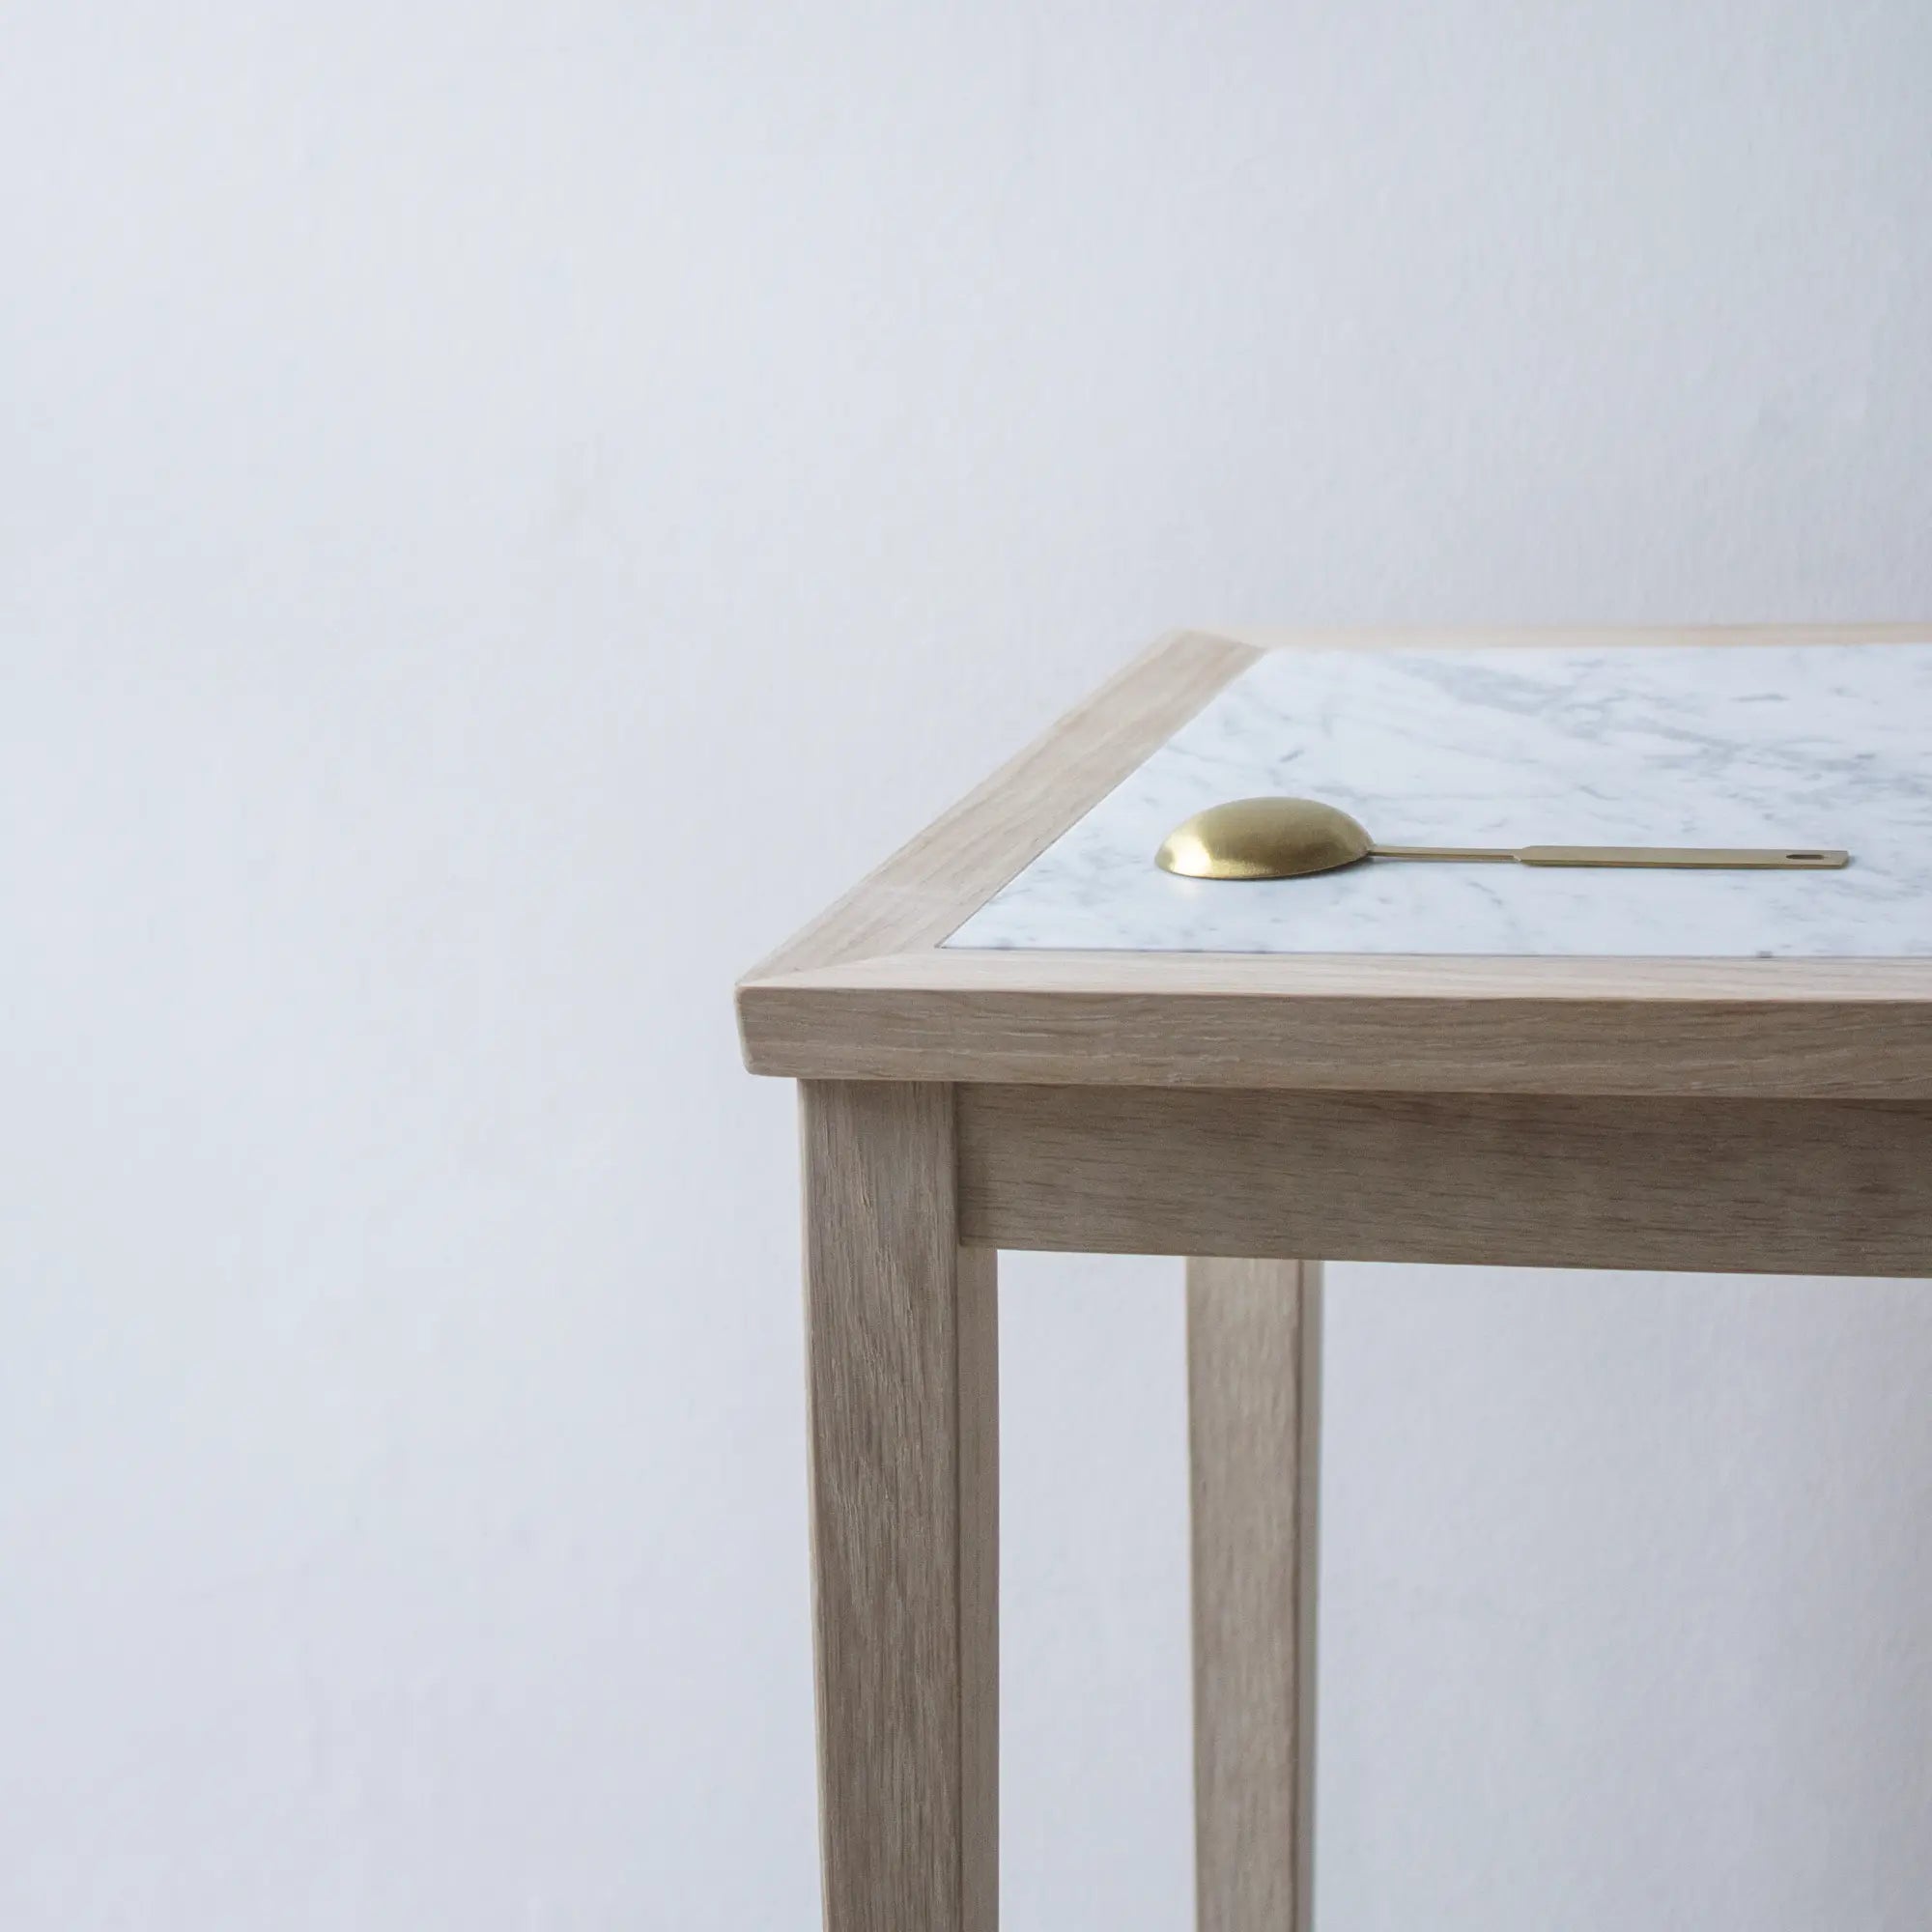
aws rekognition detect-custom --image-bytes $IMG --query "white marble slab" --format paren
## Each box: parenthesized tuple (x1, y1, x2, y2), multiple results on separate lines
(946, 642, 1932, 957)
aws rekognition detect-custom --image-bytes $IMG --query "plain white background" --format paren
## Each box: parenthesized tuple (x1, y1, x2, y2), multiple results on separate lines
(4, 3, 1932, 1926)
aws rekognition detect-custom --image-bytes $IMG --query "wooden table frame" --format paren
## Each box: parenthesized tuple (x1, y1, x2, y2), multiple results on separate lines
(738, 626, 1932, 1932)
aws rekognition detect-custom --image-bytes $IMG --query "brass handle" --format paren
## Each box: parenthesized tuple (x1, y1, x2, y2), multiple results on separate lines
(1372, 843, 1849, 870)
(1516, 845, 1848, 869)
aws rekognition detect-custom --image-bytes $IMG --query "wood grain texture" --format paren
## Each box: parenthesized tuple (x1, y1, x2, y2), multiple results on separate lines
(802, 1082, 997, 1932)
(749, 629, 1255, 979)
(957, 1083, 1932, 1277)
(741, 948, 1932, 1098)
(1189, 1260, 1323, 1932)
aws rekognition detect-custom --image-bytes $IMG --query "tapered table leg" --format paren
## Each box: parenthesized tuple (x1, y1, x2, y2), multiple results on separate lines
(1188, 1259, 1323, 1932)
(801, 1081, 998, 1932)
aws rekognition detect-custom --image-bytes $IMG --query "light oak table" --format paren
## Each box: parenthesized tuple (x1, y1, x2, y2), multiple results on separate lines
(736, 625, 1932, 1932)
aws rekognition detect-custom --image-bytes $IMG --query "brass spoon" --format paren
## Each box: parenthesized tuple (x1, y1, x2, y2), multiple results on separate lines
(1156, 797, 1850, 881)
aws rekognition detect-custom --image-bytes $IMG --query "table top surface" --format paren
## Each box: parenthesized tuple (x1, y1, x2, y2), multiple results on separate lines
(948, 639, 1932, 959)
(738, 627, 1932, 1100)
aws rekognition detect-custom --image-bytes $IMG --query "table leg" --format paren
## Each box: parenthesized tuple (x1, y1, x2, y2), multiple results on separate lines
(1188, 1258, 1323, 1932)
(801, 1081, 998, 1932)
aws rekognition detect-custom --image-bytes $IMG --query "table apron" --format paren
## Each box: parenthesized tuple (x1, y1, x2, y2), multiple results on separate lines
(956, 1083, 1932, 1277)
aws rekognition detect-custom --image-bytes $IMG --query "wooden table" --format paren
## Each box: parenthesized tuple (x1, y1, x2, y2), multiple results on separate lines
(736, 625, 1932, 1932)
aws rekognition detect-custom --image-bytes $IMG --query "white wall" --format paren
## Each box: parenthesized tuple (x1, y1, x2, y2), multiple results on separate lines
(4, 3, 1930, 1926)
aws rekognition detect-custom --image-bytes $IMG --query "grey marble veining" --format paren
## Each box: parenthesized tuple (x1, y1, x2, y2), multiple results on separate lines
(946, 642, 1932, 957)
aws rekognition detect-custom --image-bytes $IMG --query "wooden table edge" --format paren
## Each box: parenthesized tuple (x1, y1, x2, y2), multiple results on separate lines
(738, 623, 1932, 1099)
